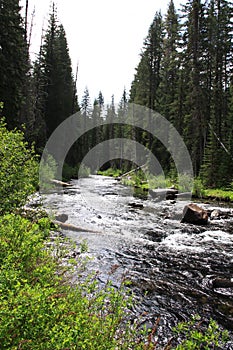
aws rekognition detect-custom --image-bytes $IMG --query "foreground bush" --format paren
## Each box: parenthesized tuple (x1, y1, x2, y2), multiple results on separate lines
(0, 119, 38, 214)
(0, 214, 153, 350)
(173, 315, 229, 349)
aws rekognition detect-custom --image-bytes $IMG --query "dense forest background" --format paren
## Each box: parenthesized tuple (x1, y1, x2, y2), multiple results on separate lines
(0, 0, 233, 188)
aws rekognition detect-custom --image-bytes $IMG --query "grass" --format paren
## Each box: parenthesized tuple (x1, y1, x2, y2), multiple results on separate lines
(97, 168, 123, 177)
(202, 188, 233, 202)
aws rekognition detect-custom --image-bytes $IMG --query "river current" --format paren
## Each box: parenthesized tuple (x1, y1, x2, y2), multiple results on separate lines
(43, 175, 233, 348)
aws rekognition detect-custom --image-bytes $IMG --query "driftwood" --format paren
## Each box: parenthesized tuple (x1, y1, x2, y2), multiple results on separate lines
(149, 188, 178, 200)
(119, 164, 147, 179)
(53, 220, 100, 234)
(176, 192, 192, 199)
(50, 179, 72, 187)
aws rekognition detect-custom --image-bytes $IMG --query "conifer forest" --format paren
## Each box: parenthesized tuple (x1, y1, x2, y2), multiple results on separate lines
(1, 1, 233, 349)
(1, 0, 233, 187)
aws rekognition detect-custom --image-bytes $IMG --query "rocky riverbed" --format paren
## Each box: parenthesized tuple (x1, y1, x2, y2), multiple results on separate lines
(41, 175, 233, 348)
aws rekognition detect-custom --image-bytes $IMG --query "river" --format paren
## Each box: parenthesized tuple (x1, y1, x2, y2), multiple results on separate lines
(43, 175, 233, 348)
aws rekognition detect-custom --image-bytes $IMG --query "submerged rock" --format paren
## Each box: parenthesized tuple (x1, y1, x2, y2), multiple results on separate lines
(55, 213, 68, 223)
(212, 278, 233, 289)
(181, 203, 208, 225)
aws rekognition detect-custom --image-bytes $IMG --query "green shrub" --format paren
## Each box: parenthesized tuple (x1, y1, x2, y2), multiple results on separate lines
(0, 214, 154, 350)
(0, 119, 38, 214)
(173, 315, 229, 349)
(193, 178, 205, 198)
(39, 153, 58, 191)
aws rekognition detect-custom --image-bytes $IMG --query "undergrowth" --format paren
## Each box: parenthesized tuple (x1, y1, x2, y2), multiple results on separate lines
(0, 214, 153, 349)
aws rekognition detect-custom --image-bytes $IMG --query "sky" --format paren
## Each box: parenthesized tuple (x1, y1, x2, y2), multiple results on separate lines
(25, 0, 185, 105)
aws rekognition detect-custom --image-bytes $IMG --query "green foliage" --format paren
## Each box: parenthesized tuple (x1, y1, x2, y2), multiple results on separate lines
(0, 120, 38, 214)
(193, 178, 205, 198)
(147, 173, 173, 190)
(62, 163, 90, 181)
(203, 188, 233, 202)
(0, 214, 154, 350)
(39, 153, 57, 190)
(0, 0, 29, 129)
(129, 0, 233, 185)
(97, 167, 123, 177)
(173, 315, 229, 349)
(34, 4, 78, 140)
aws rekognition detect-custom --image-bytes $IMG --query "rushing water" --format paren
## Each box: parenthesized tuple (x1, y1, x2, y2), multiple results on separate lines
(43, 175, 233, 347)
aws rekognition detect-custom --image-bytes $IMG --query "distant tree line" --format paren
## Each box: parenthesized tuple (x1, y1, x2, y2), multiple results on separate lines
(0, 0, 232, 187)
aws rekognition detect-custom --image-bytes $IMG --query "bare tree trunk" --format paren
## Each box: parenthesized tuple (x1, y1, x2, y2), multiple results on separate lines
(24, 0, 29, 41)
(28, 6, 35, 49)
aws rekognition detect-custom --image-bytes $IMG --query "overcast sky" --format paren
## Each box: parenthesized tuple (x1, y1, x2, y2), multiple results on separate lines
(25, 0, 185, 104)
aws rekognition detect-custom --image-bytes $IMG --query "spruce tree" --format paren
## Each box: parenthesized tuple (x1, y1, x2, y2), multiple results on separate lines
(34, 3, 77, 139)
(158, 0, 180, 125)
(202, 0, 233, 186)
(130, 11, 163, 112)
(0, 0, 29, 129)
(180, 0, 209, 175)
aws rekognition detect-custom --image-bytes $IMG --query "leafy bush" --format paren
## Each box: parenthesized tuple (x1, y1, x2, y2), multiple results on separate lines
(97, 167, 123, 177)
(39, 153, 58, 191)
(173, 315, 229, 349)
(0, 119, 38, 214)
(0, 214, 154, 350)
(193, 178, 205, 198)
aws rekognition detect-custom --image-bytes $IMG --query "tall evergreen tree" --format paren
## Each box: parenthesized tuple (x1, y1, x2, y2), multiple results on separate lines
(130, 11, 164, 112)
(202, 0, 233, 186)
(0, 0, 29, 128)
(158, 0, 180, 125)
(130, 11, 164, 157)
(34, 3, 77, 139)
(180, 0, 209, 175)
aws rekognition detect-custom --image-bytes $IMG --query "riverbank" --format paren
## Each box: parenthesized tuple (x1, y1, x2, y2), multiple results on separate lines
(98, 168, 233, 203)
(0, 210, 157, 349)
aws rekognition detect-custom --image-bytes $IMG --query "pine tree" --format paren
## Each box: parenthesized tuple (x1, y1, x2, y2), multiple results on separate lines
(34, 3, 77, 139)
(158, 0, 180, 121)
(181, 0, 209, 175)
(202, 0, 233, 186)
(130, 11, 164, 158)
(130, 11, 164, 112)
(0, 0, 29, 128)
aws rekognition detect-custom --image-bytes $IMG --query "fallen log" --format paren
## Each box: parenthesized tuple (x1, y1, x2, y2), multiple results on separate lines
(50, 179, 72, 187)
(119, 164, 147, 178)
(176, 192, 192, 199)
(53, 220, 100, 233)
(149, 188, 178, 200)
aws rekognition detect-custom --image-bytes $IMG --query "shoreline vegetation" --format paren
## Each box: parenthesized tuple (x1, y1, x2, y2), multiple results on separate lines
(97, 168, 233, 204)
